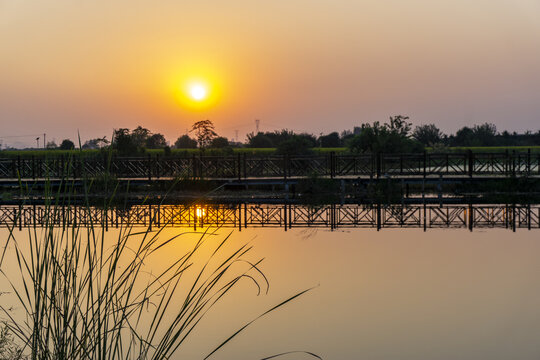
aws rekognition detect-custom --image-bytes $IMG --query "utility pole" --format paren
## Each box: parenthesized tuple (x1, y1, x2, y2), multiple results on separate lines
(36, 137, 40, 148)
(43, 133, 46, 149)
(255, 119, 260, 134)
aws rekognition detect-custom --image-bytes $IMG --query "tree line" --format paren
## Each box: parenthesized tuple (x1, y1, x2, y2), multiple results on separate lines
(39, 116, 540, 155)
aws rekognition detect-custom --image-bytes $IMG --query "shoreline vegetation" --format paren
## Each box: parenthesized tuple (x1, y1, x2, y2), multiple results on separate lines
(2, 117, 539, 157)
(2, 145, 540, 158)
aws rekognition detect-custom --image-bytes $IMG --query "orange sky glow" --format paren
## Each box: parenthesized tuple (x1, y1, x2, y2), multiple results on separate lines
(1, 0, 540, 146)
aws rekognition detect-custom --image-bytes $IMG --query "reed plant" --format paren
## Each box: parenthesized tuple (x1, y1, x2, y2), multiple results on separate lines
(0, 175, 318, 359)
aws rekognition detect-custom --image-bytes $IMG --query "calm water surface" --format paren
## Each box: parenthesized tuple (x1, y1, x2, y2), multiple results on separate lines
(1, 225, 540, 360)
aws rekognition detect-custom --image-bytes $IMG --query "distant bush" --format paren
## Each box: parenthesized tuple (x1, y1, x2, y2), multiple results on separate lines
(318, 132, 341, 147)
(347, 116, 424, 153)
(247, 133, 274, 148)
(276, 135, 314, 155)
(145, 133, 167, 149)
(59, 139, 75, 150)
(210, 136, 229, 148)
(174, 135, 197, 149)
(413, 124, 443, 146)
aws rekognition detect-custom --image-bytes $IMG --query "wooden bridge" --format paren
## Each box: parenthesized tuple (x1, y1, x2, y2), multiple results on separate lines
(2, 203, 539, 231)
(0, 151, 539, 181)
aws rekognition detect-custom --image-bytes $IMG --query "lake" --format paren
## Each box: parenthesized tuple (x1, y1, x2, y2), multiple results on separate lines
(1, 203, 539, 360)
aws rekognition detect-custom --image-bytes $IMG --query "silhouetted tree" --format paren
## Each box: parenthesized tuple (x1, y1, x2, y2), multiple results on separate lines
(113, 128, 137, 154)
(246, 133, 274, 148)
(318, 132, 341, 147)
(174, 135, 197, 149)
(340, 130, 355, 144)
(387, 115, 412, 137)
(46, 141, 58, 149)
(452, 126, 475, 146)
(413, 124, 443, 146)
(145, 133, 167, 149)
(472, 123, 497, 146)
(190, 120, 217, 148)
(276, 135, 313, 155)
(131, 126, 151, 148)
(296, 133, 318, 147)
(82, 137, 109, 149)
(210, 136, 229, 148)
(347, 116, 423, 153)
(59, 139, 75, 150)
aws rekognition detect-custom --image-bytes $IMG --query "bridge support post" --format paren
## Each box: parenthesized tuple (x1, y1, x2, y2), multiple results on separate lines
(237, 153, 241, 181)
(527, 148, 531, 176)
(17, 156, 21, 179)
(512, 204, 516, 232)
(340, 179, 345, 205)
(376, 153, 381, 179)
(283, 203, 287, 232)
(423, 203, 427, 232)
(512, 150, 516, 177)
(147, 154, 152, 181)
(468, 203, 473, 232)
(243, 153, 247, 179)
(283, 155, 287, 181)
(376, 203, 381, 231)
(467, 150, 473, 178)
(423, 151, 427, 178)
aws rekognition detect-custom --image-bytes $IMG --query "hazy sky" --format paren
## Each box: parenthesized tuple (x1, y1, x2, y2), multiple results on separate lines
(1, 0, 540, 147)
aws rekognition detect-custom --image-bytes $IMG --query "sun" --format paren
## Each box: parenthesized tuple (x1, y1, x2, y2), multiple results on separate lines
(189, 83, 207, 101)
(171, 73, 220, 110)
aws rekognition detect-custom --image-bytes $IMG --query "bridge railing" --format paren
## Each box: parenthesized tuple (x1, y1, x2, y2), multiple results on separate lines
(2, 203, 539, 231)
(0, 151, 538, 180)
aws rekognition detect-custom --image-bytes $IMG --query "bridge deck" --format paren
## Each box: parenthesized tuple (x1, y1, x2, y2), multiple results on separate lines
(1, 151, 539, 181)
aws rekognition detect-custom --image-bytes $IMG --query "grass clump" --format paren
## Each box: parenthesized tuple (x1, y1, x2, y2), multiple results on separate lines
(0, 183, 318, 359)
(0, 321, 24, 360)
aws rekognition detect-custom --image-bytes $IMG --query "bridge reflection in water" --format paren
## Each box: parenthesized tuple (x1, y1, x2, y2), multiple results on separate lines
(1, 203, 539, 232)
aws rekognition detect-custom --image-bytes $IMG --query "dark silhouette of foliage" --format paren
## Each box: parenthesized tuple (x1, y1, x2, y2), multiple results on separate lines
(46, 141, 58, 149)
(450, 123, 497, 146)
(413, 124, 443, 146)
(210, 136, 229, 148)
(246, 133, 274, 148)
(174, 135, 197, 149)
(190, 120, 217, 148)
(340, 130, 355, 145)
(347, 116, 423, 153)
(276, 135, 314, 155)
(452, 126, 475, 146)
(318, 132, 341, 147)
(112, 126, 165, 154)
(30, 117, 540, 155)
(247, 130, 316, 149)
(59, 139, 75, 150)
(113, 128, 138, 155)
(82, 137, 109, 150)
(145, 133, 167, 149)
(472, 123, 497, 146)
(131, 126, 151, 148)
(387, 115, 412, 136)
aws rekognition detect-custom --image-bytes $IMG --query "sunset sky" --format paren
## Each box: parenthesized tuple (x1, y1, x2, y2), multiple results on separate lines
(1, 0, 540, 147)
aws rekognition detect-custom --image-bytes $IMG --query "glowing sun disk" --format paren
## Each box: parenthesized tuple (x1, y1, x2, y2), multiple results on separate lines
(189, 84, 207, 101)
